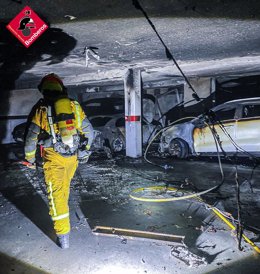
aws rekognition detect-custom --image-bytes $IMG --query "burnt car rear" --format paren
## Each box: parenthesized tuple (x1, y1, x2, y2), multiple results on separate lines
(159, 97, 260, 158)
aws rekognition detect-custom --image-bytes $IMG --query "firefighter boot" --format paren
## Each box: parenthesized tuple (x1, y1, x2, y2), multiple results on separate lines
(57, 233, 70, 249)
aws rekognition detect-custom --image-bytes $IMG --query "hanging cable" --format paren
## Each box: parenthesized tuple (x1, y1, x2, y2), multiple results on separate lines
(205, 121, 225, 188)
(234, 156, 244, 251)
(143, 115, 226, 194)
(142, 116, 225, 199)
(133, 0, 259, 162)
(129, 186, 260, 254)
(205, 113, 260, 251)
(144, 116, 196, 168)
(205, 111, 260, 251)
(197, 196, 260, 254)
(247, 162, 259, 193)
(132, 0, 201, 102)
(208, 111, 260, 162)
(145, 97, 203, 146)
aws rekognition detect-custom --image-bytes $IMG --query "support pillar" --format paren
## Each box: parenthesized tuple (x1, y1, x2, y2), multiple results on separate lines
(124, 69, 142, 158)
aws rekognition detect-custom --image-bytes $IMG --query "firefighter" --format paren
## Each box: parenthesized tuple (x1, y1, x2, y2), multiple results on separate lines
(24, 73, 93, 249)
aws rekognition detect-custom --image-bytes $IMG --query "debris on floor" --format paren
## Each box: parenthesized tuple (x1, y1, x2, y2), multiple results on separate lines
(170, 244, 207, 267)
(1, 145, 260, 273)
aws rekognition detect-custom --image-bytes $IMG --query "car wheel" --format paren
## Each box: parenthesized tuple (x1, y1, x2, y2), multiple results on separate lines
(111, 136, 125, 152)
(168, 138, 189, 158)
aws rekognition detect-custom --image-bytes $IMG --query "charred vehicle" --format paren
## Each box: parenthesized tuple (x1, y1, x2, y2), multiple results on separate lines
(159, 98, 260, 158)
(81, 97, 125, 153)
(82, 95, 162, 154)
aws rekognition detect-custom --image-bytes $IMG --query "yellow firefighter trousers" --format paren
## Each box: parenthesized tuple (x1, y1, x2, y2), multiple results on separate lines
(43, 148, 78, 235)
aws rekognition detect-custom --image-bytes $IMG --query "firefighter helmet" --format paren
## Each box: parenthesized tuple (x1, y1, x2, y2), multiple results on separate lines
(38, 73, 66, 93)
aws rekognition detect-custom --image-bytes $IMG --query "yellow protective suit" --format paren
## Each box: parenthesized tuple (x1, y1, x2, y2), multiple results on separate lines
(25, 99, 93, 236)
(43, 148, 77, 235)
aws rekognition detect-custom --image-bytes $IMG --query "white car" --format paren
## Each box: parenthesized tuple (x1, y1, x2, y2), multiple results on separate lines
(159, 97, 260, 158)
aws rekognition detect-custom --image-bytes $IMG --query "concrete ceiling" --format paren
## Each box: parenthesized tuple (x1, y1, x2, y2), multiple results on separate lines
(1, 0, 260, 90)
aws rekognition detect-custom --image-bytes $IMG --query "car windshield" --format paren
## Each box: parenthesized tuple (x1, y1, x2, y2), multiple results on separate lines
(81, 98, 124, 117)
(89, 116, 113, 127)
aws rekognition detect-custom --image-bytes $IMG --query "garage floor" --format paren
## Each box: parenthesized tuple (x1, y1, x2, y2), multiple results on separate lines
(0, 144, 260, 274)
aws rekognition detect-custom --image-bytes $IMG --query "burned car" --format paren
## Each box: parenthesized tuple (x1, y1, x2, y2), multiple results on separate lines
(81, 97, 125, 153)
(82, 95, 162, 154)
(159, 97, 260, 158)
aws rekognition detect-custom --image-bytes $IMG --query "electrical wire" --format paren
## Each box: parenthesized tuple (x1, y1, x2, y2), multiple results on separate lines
(201, 198, 260, 254)
(127, 16, 260, 246)
(144, 116, 196, 168)
(247, 162, 259, 193)
(132, 0, 200, 102)
(142, 115, 226, 201)
(145, 97, 202, 146)
(130, 185, 219, 203)
(141, 112, 256, 252)
(210, 112, 260, 162)
(235, 158, 243, 251)
(131, 108, 259, 252)
(129, 185, 260, 254)
(205, 111, 260, 251)
(205, 121, 225, 188)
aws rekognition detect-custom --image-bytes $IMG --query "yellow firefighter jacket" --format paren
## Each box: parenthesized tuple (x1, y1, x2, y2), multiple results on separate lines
(25, 99, 93, 162)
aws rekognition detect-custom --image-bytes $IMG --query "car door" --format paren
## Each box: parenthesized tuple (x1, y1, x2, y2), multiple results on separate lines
(235, 103, 260, 152)
(193, 105, 237, 153)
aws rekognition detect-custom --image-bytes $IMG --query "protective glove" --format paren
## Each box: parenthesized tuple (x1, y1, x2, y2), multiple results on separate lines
(21, 160, 36, 169)
(78, 149, 92, 164)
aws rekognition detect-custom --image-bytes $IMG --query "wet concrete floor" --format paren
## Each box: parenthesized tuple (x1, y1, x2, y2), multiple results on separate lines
(0, 145, 260, 273)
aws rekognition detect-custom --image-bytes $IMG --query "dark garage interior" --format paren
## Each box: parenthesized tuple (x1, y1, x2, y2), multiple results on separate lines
(1, 1, 260, 273)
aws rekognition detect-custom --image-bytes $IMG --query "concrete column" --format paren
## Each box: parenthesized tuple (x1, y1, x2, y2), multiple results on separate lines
(124, 68, 142, 158)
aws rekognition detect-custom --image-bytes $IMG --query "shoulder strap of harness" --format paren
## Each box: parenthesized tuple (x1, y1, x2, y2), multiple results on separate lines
(47, 105, 57, 144)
